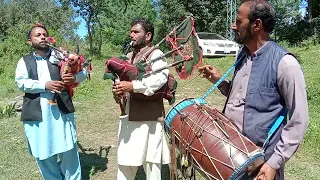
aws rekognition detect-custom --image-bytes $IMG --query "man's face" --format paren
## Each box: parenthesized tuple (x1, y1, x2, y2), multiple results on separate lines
(28, 27, 49, 50)
(232, 3, 254, 44)
(129, 24, 151, 49)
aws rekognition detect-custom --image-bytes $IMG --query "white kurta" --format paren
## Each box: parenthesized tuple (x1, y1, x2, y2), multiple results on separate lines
(117, 49, 171, 166)
(15, 51, 87, 160)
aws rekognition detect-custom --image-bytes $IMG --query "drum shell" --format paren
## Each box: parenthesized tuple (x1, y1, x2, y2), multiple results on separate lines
(166, 100, 264, 180)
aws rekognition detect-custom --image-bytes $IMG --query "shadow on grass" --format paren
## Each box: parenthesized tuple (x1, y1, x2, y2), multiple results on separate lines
(134, 164, 171, 180)
(78, 142, 111, 180)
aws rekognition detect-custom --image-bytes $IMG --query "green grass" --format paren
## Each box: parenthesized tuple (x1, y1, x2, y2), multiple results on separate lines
(0, 45, 319, 179)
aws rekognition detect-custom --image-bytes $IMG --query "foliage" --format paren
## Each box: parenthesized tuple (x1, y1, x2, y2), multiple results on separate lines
(66, 0, 136, 56)
(0, 104, 16, 119)
(158, 0, 227, 37)
(99, 0, 157, 47)
(308, 0, 320, 18)
(271, 0, 304, 43)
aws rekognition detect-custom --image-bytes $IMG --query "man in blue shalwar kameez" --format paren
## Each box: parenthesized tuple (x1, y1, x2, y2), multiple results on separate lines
(15, 23, 87, 180)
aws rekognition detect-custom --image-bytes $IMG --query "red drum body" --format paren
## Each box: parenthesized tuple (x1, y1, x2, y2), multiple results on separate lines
(165, 98, 264, 180)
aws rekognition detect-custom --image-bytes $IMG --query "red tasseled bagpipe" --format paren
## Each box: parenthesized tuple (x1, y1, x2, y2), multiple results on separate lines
(46, 37, 92, 104)
(104, 56, 177, 105)
(58, 53, 83, 97)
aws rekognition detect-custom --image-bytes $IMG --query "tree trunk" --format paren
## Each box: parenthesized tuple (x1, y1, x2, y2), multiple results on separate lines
(87, 13, 93, 56)
(96, 15, 103, 57)
(308, 0, 312, 23)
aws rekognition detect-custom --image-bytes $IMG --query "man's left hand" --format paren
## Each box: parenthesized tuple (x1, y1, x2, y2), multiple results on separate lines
(113, 81, 133, 95)
(62, 73, 76, 85)
(254, 163, 276, 180)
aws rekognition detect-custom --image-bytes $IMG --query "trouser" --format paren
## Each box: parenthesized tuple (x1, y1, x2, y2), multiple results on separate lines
(117, 162, 161, 180)
(35, 146, 81, 180)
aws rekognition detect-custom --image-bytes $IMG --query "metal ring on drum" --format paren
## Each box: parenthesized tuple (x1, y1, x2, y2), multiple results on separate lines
(165, 98, 265, 180)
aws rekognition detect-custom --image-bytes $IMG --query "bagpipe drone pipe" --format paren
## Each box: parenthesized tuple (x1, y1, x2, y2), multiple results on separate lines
(44, 37, 93, 105)
(103, 16, 203, 116)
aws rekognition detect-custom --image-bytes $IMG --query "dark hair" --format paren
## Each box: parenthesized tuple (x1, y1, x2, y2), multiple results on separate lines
(243, 0, 276, 33)
(130, 18, 154, 42)
(27, 23, 49, 40)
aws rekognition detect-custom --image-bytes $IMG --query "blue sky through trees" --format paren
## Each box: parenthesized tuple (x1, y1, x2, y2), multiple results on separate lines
(75, 0, 308, 38)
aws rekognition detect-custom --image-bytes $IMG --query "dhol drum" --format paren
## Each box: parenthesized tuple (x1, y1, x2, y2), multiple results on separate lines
(165, 98, 264, 180)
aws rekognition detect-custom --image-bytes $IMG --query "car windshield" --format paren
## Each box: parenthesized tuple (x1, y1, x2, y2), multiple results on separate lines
(197, 33, 225, 40)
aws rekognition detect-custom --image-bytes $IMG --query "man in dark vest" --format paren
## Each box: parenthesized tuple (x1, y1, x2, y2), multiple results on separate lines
(15, 23, 87, 179)
(199, 1, 308, 180)
(113, 18, 170, 180)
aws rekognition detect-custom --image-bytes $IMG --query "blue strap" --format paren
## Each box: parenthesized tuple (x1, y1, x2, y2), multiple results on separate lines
(202, 54, 244, 100)
(202, 64, 236, 99)
(263, 109, 287, 150)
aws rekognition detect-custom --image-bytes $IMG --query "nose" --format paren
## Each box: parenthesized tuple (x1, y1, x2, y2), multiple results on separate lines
(129, 32, 134, 39)
(231, 23, 237, 31)
(40, 34, 46, 40)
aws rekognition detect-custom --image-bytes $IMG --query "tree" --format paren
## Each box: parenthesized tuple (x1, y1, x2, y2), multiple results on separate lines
(158, 0, 227, 38)
(67, 0, 132, 56)
(0, 0, 79, 88)
(99, 0, 157, 45)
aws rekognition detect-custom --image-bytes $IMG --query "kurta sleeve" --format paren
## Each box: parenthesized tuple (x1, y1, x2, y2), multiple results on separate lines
(218, 80, 231, 96)
(266, 55, 309, 169)
(15, 57, 47, 94)
(131, 49, 169, 96)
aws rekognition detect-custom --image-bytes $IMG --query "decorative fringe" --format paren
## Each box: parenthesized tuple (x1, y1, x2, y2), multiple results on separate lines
(136, 62, 146, 81)
(103, 73, 116, 81)
(169, 80, 178, 105)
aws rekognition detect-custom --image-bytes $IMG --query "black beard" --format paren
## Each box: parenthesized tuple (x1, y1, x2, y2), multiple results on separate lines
(132, 34, 147, 50)
(234, 27, 252, 44)
(32, 43, 49, 51)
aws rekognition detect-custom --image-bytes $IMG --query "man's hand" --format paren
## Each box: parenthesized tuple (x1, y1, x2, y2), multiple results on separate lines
(45, 81, 65, 93)
(62, 73, 76, 85)
(113, 81, 133, 95)
(254, 163, 276, 180)
(198, 65, 222, 84)
(67, 53, 80, 61)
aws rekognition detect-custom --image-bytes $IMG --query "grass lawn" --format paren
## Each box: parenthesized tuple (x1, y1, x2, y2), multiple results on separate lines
(0, 45, 319, 180)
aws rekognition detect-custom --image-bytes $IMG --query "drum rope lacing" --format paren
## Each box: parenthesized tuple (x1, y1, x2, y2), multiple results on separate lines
(169, 102, 265, 180)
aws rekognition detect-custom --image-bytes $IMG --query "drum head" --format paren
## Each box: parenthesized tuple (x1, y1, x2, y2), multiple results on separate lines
(164, 98, 206, 132)
(230, 151, 265, 180)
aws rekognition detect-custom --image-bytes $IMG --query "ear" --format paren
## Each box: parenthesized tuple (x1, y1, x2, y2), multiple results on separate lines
(27, 39, 32, 46)
(145, 32, 152, 42)
(253, 19, 262, 32)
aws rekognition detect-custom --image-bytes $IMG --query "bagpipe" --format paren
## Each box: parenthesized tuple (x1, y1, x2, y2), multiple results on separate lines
(104, 16, 271, 179)
(104, 16, 203, 116)
(44, 37, 93, 104)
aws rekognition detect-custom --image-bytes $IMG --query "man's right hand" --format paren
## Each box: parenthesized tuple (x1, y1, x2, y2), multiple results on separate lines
(45, 81, 65, 93)
(198, 65, 222, 84)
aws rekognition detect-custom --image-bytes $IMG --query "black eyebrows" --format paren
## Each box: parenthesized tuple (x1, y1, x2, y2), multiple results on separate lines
(35, 32, 48, 36)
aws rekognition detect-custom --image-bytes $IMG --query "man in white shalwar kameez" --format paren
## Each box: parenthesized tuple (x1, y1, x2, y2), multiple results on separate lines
(15, 23, 87, 180)
(113, 18, 171, 180)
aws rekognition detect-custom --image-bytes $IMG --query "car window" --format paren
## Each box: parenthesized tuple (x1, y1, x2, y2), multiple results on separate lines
(197, 33, 225, 40)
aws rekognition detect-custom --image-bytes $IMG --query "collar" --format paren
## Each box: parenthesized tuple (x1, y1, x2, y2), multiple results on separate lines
(243, 41, 271, 58)
(33, 49, 51, 60)
(133, 44, 153, 56)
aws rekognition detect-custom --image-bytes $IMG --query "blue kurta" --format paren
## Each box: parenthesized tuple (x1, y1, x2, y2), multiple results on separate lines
(15, 51, 88, 160)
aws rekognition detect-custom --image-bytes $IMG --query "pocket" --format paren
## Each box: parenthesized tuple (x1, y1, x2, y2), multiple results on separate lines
(255, 125, 270, 146)
(258, 86, 277, 94)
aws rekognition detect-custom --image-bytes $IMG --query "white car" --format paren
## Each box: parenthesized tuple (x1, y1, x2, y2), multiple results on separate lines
(196, 32, 240, 57)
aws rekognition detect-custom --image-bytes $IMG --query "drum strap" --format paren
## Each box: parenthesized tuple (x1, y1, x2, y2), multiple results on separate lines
(262, 108, 287, 151)
(202, 53, 245, 99)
